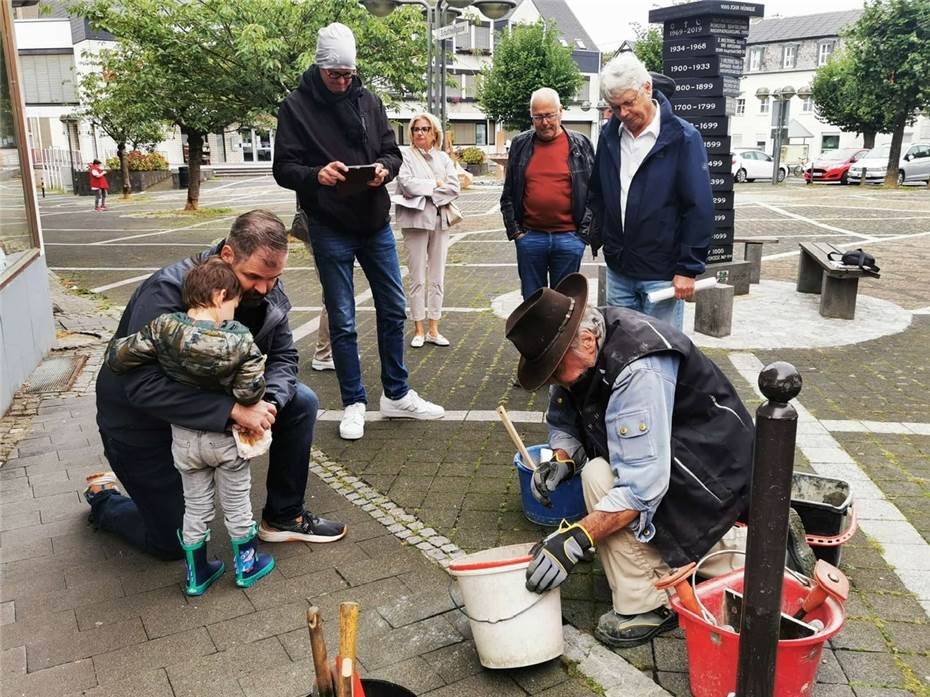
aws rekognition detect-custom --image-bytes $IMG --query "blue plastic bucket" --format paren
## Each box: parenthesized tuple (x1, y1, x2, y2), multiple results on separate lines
(514, 444, 587, 526)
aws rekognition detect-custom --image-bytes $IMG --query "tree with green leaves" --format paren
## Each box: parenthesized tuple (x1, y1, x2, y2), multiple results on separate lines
(478, 21, 582, 131)
(841, 0, 930, 186)
(70, 0, 426, 208)
(810, 51, 888, 151)
(631, 23, 663, 73)
(79, 47, 167, 199)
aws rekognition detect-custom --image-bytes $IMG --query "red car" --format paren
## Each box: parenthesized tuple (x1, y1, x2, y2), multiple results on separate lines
(804, 148, 870, 185)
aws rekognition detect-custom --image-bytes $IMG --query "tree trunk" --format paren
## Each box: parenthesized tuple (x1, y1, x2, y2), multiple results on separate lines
(118, 142, 131, 199)
(185, 130, 204, 210)
(884, 115, 905, 187)
(862, 130, 876, 149)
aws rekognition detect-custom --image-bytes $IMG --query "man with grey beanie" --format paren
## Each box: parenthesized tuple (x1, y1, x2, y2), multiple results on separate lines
(273, 23, 445, 441)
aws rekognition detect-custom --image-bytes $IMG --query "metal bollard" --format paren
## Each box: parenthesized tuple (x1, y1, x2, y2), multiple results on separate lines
(597, 264, 607, 306)
(734, 361, 802, 697)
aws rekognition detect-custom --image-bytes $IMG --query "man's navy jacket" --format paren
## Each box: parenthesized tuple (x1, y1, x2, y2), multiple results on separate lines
(582, 90, 713, 280)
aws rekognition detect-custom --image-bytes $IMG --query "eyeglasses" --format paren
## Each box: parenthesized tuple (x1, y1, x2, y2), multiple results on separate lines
(411, 126, 432, 133)
(325, 69, 356, 81)
(609, 90, 644, 113)
(530, 112, 560, 123)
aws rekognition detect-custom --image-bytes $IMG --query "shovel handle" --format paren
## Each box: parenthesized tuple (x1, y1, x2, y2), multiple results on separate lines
(307, 607, 335, 697)
(339, 602, 360, 664)
(496, 405, 536, 470)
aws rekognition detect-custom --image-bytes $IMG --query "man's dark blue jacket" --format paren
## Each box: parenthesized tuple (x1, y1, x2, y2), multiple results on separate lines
(582, 90, 713, 280)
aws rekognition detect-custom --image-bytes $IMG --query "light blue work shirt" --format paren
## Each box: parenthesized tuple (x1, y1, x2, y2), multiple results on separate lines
(547, 353, 680, 543)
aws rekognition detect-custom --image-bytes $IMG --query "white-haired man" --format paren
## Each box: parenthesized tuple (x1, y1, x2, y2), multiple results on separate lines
(505, 273, 754, 648)
(582, 52, 714, 330)
(500, 87, 595, 299)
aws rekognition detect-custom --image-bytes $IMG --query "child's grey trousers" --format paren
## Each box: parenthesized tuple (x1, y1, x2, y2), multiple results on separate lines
(171, 425, 254, 545)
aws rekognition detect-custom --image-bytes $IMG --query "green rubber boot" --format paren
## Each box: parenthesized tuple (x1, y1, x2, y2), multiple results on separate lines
(178, 529, 225, 596)
(231, 523, 275, 588)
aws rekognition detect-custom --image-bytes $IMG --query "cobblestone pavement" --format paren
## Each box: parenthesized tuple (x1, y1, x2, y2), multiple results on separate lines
(2, 178, 928, 696)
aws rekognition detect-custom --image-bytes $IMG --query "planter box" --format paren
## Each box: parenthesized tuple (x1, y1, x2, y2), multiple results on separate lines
(465, 162, 488, 176)
(72, 169, 172, 195)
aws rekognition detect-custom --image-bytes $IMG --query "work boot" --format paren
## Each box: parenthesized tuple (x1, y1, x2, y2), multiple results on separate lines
(178, 529, 225, 596)
(594, 606, 678, 648)
(786, 507, 817, 578)
(231, 523, 275, 588)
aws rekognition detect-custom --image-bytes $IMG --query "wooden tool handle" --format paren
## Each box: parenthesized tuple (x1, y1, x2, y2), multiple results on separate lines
(339, 602, 360, 663)
(340, 657, 354, 697)
(496, 405, 536, 470)
(306, 607, 335, 697)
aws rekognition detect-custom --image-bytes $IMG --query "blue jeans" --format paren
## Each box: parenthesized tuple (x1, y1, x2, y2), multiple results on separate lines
(309, 223, 409, 406)
(606, 267, 684, 331)
(515, 230, 586, 300)
(92, 384, 319, 559)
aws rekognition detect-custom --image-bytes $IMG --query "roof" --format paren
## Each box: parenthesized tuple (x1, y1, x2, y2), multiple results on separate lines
(747, 9, 863, 44)
(530, 0, 599, 52)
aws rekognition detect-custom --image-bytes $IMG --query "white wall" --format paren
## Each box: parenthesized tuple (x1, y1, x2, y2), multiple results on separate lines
(14, 19, 71, 49)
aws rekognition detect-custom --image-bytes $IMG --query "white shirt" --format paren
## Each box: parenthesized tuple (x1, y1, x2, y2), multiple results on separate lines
(619, 100, 661, 228)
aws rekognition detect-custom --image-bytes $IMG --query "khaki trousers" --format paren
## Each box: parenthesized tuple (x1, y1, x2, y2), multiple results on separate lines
(581, 456, 746, 614)
(402, 221, 449, 321)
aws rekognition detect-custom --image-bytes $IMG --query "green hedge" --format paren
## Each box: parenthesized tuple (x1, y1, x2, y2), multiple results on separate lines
(456, 146, 486, 165)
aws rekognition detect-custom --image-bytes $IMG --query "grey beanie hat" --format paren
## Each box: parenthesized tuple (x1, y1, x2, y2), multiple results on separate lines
(315, 22, 357, 70)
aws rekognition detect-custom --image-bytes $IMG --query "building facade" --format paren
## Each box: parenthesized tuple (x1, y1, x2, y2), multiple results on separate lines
(732, 9, 930, 162)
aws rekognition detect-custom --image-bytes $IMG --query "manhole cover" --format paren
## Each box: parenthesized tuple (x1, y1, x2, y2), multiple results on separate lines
(24, 354, 88, 394)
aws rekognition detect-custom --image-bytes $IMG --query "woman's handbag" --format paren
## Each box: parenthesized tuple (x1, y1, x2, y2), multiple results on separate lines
(445, 201, 463, 226)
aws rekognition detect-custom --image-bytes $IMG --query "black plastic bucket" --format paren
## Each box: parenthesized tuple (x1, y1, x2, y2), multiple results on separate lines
(790, 472, 855, 567)
(306, 679, 416, 697)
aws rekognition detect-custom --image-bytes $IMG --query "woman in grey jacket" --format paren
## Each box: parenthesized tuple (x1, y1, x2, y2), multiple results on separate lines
(394, 113, 461, 347)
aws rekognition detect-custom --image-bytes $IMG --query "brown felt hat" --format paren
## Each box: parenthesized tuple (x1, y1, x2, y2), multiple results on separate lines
(505, 273, 588, 391)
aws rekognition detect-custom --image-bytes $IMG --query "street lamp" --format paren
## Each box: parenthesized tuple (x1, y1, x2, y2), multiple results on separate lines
(59, 114, 79, 195)
(360, 0, 516, 130)
(771, 84, 795, 185)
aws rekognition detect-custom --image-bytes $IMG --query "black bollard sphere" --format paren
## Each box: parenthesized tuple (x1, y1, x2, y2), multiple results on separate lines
(758, 361, 802, 404)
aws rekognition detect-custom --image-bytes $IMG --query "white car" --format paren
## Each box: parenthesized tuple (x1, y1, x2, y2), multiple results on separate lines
(848, 142, 930, 184)
(732, 148, 787, 183)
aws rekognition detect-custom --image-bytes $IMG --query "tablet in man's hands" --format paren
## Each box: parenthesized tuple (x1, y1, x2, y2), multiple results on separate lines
(336, 165, 377, 196)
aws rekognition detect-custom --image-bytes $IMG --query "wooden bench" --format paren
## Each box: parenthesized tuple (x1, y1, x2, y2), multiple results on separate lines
(797, 241, 880, 319)
(734, 236, 779, 284)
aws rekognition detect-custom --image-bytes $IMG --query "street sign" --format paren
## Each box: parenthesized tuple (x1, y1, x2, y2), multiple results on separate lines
(432, 22, 469, 41)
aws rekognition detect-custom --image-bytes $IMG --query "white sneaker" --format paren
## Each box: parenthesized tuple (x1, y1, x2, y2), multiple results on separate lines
(425, 333, 450, 347)
(311, 357, 336, 371)
(410, 334, 425, 348)
(339, 403, 366, 440)
(379, 390, 444, 420)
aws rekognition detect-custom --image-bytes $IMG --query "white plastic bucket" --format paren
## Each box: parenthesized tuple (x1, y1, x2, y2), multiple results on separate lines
(448, 542, 563, 669)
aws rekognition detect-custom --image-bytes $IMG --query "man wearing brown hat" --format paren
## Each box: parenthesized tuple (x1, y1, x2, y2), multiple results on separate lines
(505, 273, 753, 648)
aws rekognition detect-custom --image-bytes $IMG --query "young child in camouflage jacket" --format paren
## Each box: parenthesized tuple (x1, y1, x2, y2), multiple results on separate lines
(106, 257, 275, 595)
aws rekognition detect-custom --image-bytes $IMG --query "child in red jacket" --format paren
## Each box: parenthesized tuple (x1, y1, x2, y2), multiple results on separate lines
(89, 159, 109, 211)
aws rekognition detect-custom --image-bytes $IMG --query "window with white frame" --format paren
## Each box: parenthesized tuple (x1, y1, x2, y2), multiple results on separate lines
(802, 96, 814, 112)
(749, 47, 763, 72)
(759, 96, 770, 114)
(818, 41, 835, 66)
(736, 98, 746, 115)
(782, 44, 797, 69)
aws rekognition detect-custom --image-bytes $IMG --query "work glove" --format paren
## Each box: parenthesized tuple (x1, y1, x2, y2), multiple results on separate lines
(525, 521, 595, 594)
(531, 452, 577, 507)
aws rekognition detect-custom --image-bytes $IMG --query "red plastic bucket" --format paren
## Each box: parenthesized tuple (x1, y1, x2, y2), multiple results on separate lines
(672, 568, 846, 697)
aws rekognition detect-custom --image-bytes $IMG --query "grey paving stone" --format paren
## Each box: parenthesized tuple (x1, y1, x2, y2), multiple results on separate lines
(422, 641, 484, 684)
(75, 586, 180, 631)
(207, 601, 306, 651)
(508, 657, 570, 693)
(3, 657, 97, 696)
(166, 636, 290, 697)
(26, 617, 147, 671)
(656, 671, 692, 697)
(12, 576, 124, 620)
(141, 581, 257, 639)
(1, 645, 25, 675)
(376, 588, 456, 628)
(91, 626, 216, 684)
(420, 670, 527, 696)
(237, 657, 314, 697)
(834, 650, 905, 688)
(1, 601, 14, 626)
(851, 690, 916, 697)
(1, 609, 77, 651)
(535, 679, 606, 697)
(66, 668, 174, 697)
(244, 567, 347, 612)
(0, 510, 42, 533)
(356, 615, 463, 670)
(817, 648, 849, 684)
(830, 619, 888, 652)
(366, 656, 446, 695)
(813, 685, 856, 697)
(337, 549, 422, 586)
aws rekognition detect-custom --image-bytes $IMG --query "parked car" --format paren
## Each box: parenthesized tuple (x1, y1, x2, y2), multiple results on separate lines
(731, 148, 787, 183)
(848, 142, 930, 184)
(803, 147, 870, 185)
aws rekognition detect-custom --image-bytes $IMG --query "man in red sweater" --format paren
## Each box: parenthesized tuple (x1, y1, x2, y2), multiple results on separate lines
(500, 88, 595, 299)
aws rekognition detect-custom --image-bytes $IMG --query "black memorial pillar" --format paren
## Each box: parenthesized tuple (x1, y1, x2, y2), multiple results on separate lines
(648, 1, 764, 265)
